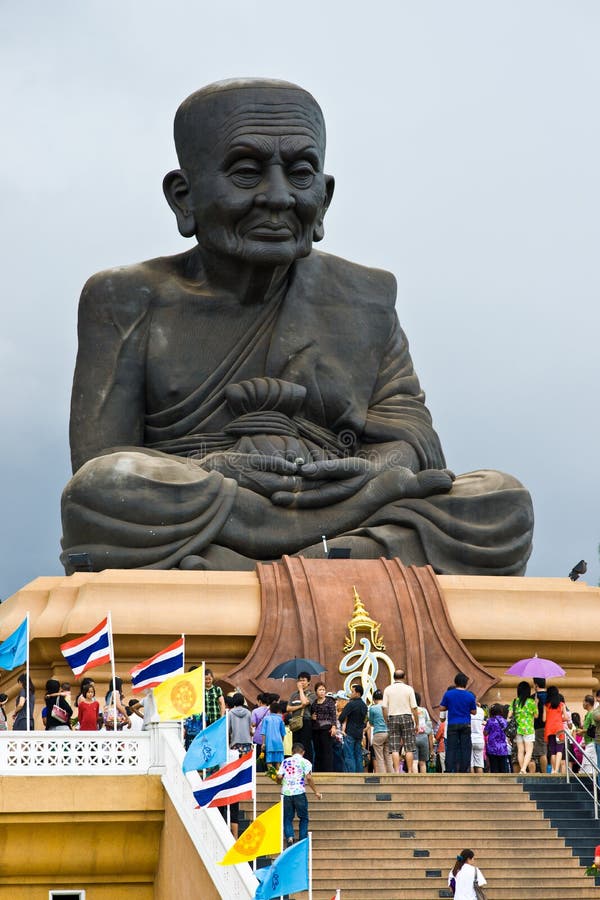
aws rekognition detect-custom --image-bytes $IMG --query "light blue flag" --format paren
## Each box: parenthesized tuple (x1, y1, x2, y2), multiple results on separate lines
(0, 618, 27, 671)
(254, 838, 309, 900)
(182, 715, 228, 773)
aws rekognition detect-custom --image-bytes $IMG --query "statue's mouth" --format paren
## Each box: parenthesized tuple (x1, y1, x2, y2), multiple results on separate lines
(244, 222, 295, 241)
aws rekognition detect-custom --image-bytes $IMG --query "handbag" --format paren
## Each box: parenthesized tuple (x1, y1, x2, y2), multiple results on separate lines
(51, 700, 69, 724)
(473, 869, 487, 900)
(104, 692, 127, 729)
(289, 708, 304, 732)
(505, 702, 517, 741)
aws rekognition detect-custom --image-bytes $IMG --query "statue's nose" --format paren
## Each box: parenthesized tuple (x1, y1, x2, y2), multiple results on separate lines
(254, 167, 296, 211)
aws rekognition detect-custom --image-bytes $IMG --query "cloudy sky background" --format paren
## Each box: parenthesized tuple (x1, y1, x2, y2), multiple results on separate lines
(2, 1, 598, 599)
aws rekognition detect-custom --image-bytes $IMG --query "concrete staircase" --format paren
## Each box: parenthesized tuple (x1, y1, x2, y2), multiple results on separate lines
(522, 776, 600, 867)
(242, 773, 600, 900)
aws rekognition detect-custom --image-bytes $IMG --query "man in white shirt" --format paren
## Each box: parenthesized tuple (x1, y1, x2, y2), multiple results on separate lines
(382, 670, 419, 773)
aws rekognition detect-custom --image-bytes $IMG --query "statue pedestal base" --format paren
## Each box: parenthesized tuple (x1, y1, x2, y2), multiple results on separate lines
(0, 562, 598, 723)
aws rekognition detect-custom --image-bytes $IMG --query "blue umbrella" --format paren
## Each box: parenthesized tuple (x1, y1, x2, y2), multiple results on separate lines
(268, 657, 326, 680)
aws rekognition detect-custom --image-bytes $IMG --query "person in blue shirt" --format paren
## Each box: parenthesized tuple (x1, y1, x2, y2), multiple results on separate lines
(263, 701, 287, 767)
(439, 673, 477, 773)
(368, 689, 393, 773)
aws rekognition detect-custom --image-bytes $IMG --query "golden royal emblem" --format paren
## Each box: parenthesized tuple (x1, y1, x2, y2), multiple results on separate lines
(344, 585, 385, 651)
(339, 586, 395, 704)
(170, 680, 198, 715)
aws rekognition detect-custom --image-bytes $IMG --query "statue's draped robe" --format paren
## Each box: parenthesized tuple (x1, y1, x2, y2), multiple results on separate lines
(61, 250, 533, 574)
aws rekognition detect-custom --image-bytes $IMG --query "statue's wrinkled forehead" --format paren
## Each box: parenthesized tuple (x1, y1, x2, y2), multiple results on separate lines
(174, 82, 326, 167)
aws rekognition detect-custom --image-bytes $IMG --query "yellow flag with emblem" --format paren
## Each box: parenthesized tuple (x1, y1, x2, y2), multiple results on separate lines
(219, 799, 282, 865)
(153, 663, 204, 721)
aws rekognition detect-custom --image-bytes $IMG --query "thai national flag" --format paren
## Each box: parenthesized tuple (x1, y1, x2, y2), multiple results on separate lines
(130, 638, 184, 694)
(60, 617, 111, 678)
(186, 749, 255, 808)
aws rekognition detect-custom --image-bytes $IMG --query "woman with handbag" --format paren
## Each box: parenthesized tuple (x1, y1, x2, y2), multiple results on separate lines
(104, 676, 131, 731)
(448, 848, 487, 899)
(507, 680, 537, 774)
(413, 691, 434, 773)
(310, 682, 337, 772)
(45, 679, 72, 731)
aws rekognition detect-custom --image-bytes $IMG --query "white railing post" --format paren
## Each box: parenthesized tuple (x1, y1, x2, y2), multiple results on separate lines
(147, 720, 180, 773)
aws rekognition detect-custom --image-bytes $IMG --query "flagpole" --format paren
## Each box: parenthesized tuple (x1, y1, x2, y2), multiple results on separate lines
(202, 660, 206, 731)
(201, 661, 206, 777)
(252, 745, 257, 872)
(180, 634, 185, 746)
(308, 830, 313, 900)
(107, 611, 117, 733)
(252, 744, 257, 822)
(225, 707, 230, 831)
(25, 612, 30, 733)
(280, 797, 284, 900)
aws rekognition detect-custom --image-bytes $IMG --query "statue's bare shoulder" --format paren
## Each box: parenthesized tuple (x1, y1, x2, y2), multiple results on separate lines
(303, 249, 398, 312)
(78, 250, 194, 326)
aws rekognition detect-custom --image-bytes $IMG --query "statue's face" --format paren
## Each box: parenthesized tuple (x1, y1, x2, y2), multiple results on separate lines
(181, 90, 332, 267)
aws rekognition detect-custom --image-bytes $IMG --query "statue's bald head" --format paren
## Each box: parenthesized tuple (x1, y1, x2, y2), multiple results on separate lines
(165, 78, 334, 262)
(173, 78, 327, 170)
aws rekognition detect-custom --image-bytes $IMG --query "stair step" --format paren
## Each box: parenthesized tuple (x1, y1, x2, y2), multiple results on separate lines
(314, 839, 580, 851)
(242, 773, 598, 900)
(313, 842, 580, 873)
(287, 884, 600, 898)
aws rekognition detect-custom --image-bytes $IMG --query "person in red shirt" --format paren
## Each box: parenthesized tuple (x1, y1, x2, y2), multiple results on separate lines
(543, 685, 567, 774)
(77, 683, 100, 731)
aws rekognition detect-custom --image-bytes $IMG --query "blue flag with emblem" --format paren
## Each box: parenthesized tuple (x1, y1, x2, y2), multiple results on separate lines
(182, 714, 228, 773)
(0, 618, 28, 671)
(254, 837, 309, 899)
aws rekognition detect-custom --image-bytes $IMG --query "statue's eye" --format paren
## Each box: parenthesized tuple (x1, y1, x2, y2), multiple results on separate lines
(288, 162, 316, 188)
(229, 161, 263, 188)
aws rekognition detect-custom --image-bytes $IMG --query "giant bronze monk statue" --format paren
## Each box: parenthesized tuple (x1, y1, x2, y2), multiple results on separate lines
(61, 78, 533, 574)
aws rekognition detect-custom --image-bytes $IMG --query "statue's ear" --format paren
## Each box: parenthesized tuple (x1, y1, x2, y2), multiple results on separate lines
(312, 174, 335, 242)
(163, 169, 196, 238)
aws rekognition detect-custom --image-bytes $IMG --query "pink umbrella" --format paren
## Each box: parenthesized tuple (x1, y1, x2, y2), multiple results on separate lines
(505, 655, 565, 679)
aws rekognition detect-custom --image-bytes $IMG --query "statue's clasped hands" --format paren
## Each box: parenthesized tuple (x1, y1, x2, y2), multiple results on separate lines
(203, 450, 454, 509)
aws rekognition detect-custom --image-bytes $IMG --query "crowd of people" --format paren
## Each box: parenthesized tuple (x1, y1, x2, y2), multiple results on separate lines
(435, 675, 600, 777)
(0, 673, 145, 733)
(3, 664, 599, 781)
(180, 668, 600, 778)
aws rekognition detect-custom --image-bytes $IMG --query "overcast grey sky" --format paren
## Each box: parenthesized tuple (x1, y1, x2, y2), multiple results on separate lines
(2, 1, 598, 599)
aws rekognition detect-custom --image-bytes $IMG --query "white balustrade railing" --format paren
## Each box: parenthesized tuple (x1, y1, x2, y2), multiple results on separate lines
(0, 729, 152, 774)
(0, 724, 259, 898)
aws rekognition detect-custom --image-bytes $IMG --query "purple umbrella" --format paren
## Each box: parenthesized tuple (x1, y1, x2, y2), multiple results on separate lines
(505, 655, 565, 679)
